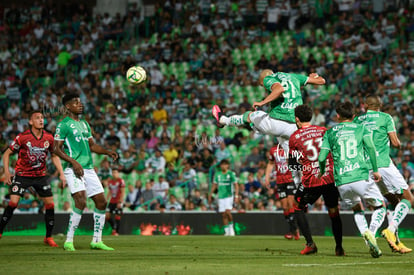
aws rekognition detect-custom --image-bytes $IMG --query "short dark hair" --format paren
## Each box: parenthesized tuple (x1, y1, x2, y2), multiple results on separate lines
(220, 159, 230, 165)
(62, 92, 80, 105)
(294, 105, 313, 123)
(29, 110, 43, 119)
(336, 102, 355, 119)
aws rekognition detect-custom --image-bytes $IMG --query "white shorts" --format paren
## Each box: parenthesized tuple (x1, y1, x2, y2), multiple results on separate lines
(338, 179, 383, 208)
(218, 197, 234, 212)
(370, 163, 409, 195)
(249, 111, 297, 153)
(64, 168, 104, 198)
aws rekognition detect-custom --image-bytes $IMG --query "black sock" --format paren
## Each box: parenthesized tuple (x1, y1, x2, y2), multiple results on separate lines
(108, 217, 115, 229)
(295, 209, 313, 245)
(115, 217, 121, 232)
(288, 213, 297, 232)
(0, 205, 17, 234)
(330, 215, 343, 248)
(44, 208, 55, 238)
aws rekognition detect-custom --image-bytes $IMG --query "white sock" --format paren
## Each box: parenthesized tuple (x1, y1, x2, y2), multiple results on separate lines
(387, 208, 394, 227)
(369, 207, 386, 235)
(220, 115, 244, 126)
(229, 222, 235, 235)
(92, 209, 106, 243)
(66, 208, 83, 242)
(224, 225, 229, 235)
(354, 211, 368, 235)
(389, 199, 411, 233)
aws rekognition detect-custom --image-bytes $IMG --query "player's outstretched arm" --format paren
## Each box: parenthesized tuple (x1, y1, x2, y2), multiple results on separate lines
(88, 138, 118, 161)
(318, 148, 329, 176)
(253, 83, 284, 109)
(53, 140, 84, 178)
(363, 134, 380, 175)
(119, 185, 126, 208)
(51, 153, 66, 188)
(234, 181, 239, 203)
(264, 161, 274, 189)
(306, 73, 326, 85)
(208, 183, 217, 204)
(388, 132, 402, 149)
(2, 148, 14, 185)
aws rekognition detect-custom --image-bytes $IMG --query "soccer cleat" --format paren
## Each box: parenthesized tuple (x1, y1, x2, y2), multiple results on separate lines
(90, 241, 114, 251)
(381, 229, 399, 252)
(63, 242, 76, 251)
(363, 230, 382, 258)
(300, 243, 318, 255)
(396, 242, 412, 254)
(212, 105, 224, 128)
(335, 246, 346, 256)
(294, 230, 300, 240)
(111, 230, 119, 236)
(284, 232, 293, 240)
(44, 237, 59, 247)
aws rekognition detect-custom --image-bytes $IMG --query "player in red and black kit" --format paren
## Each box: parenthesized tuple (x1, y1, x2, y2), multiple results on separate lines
(0, 110, 66, 247)
(289, 105, 344, 256)
(105, 167, 125, 236)
(265, 146, 299, 240)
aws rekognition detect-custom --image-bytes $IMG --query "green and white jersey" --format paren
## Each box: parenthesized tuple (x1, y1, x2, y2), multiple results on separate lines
(214, 170, 238, 199)
(321, 122, 372, 186)
(263, 72, 308, 123)
(354, 110, 396, 168)
(54, 117, 94, 169)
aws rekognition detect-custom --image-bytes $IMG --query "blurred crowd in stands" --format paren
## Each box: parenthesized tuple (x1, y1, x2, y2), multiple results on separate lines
(1, 0, 414, 213)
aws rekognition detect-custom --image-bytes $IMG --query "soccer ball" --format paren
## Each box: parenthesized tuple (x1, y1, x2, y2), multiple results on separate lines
(126, 66, 147, 85)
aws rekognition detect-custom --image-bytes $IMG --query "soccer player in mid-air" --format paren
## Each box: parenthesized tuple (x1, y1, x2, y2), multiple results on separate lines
(319, 102, 386, 258)
(212, 69, 326, 155)
(209, 159, 239, 236)
(54, 92, 118, 251)
(354, 95, 414, 253)
(0, 110, 66, 247)
(265, 145, 299, 240)
(106, 167, 126, 236)
(289, 105, 343, 255)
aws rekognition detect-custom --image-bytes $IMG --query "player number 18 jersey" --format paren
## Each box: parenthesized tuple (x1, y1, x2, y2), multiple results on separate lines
(321, 122, 372, 186)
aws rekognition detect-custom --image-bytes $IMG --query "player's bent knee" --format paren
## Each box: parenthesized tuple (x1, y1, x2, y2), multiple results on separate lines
(8, 201, 18, 208)
(328, 207, 339, 218)
(44, 202, 55, 210)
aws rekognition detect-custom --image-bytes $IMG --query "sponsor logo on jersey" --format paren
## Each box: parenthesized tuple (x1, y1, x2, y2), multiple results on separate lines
(26, 141, 47, 168)
(281, 102, 299, 109)
(339, 162, 360, 175)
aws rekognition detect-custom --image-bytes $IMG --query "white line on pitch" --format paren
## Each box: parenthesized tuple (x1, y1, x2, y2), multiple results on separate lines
(283, 261, 413, 267)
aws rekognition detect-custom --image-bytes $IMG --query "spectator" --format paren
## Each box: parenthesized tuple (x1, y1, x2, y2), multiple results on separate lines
(125, 181, 143, 210)
(145, 150, 166, 173)
(310, 107, 326, 126)
(241, 147, 266, 173)
(165, 194, 183, 211)
(152, 175, 170, 203)
(141, 181, 157, 210)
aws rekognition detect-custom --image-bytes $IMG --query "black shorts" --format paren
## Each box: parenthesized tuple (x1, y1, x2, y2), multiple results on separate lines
(276, 182, 296, 200)
(107, 203, 123, 215)
(11, 175, 52, 197)
(295, 182, 339, 210)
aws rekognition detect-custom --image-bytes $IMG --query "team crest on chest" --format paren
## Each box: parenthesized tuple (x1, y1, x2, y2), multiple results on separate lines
(44, 141, 50, 148)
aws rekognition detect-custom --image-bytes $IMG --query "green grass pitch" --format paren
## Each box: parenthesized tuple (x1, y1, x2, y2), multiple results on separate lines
(0, 235, 413, 274)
